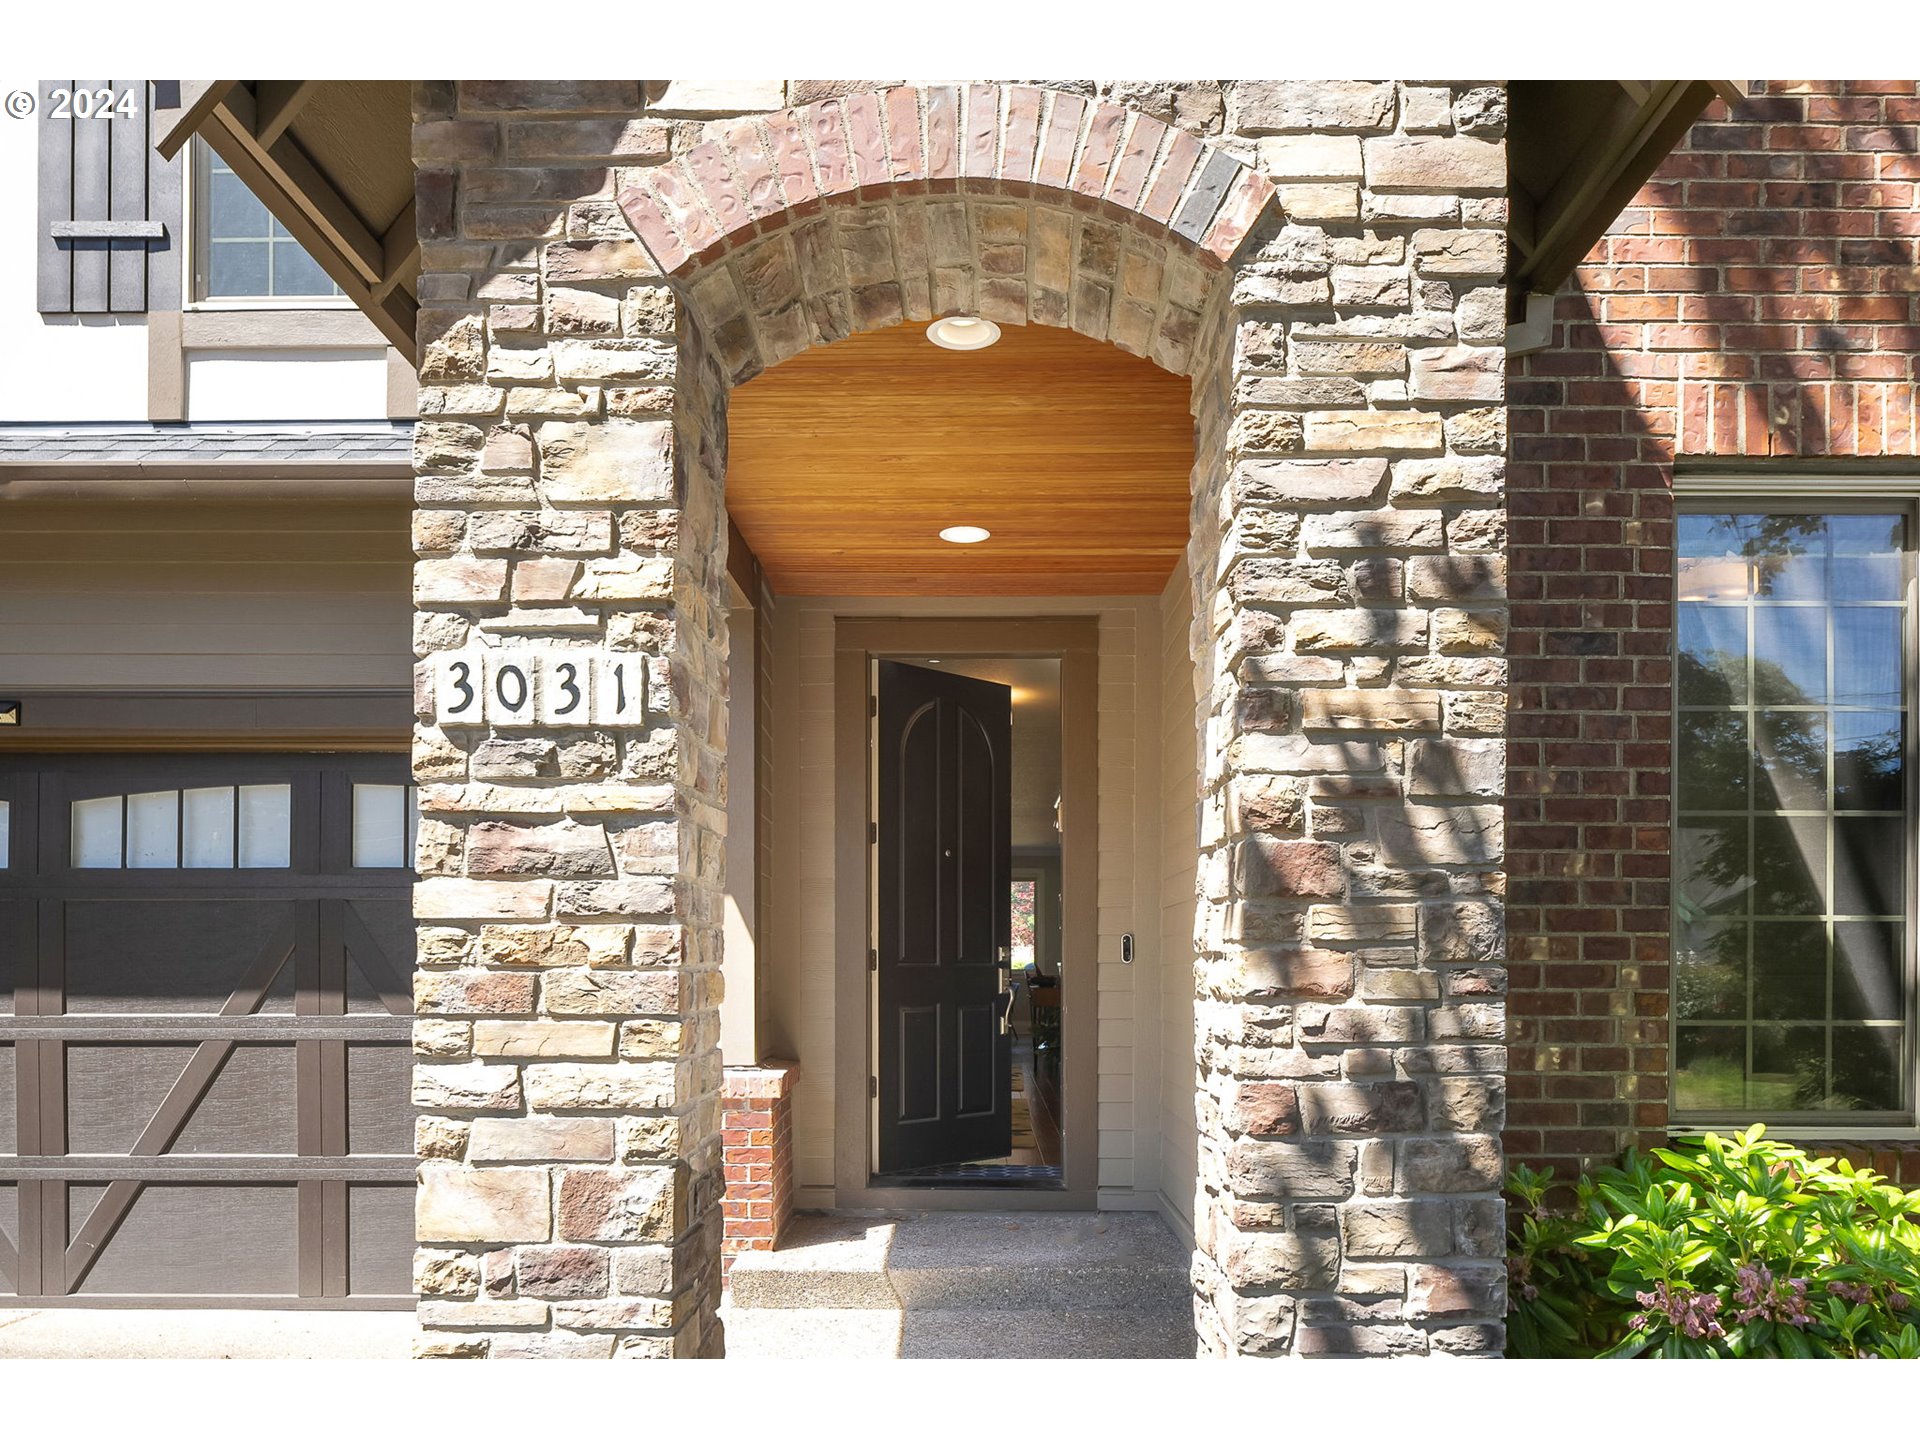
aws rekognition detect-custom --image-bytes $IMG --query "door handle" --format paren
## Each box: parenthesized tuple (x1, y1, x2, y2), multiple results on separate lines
(996, 946, 1014, 1035)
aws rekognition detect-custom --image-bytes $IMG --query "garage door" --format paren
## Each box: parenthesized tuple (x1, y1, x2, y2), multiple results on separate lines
(0, 754, 415, 1308)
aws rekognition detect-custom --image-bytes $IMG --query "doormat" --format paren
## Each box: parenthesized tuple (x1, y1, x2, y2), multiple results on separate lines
(885, 1162, 1063, 1185)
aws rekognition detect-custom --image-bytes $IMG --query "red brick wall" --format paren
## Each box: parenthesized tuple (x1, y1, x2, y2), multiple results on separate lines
(720, 1064, 798, 1277)
(1506, 81, 1920, 1188)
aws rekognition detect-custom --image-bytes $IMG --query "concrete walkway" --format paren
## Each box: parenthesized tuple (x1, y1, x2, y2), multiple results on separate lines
(2, 1214, 1196, 1359)
(724, 1211, 1197, 1359)
(0, 1308, 413, 1359)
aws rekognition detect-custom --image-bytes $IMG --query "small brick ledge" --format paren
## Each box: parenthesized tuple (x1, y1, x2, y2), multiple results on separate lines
(617, 84, 1276, 278)
(721, 1061, 800, 1279)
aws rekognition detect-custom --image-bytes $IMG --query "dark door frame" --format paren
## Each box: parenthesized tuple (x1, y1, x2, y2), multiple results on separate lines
(833, 618, 1099, 1210)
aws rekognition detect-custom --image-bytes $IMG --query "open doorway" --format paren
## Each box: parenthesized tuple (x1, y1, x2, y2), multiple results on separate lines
(720, 310, 1197, 1216)
(832, 617, 1098, 1208)
(870, 654, 1065, 1187)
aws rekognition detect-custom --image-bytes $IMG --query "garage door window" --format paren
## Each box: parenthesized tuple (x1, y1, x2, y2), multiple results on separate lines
(71, 784, 293, 869)
(352, 783, 419, 869)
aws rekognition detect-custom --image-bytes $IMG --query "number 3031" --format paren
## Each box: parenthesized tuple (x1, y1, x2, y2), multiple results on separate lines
(434, 649, 646, 727)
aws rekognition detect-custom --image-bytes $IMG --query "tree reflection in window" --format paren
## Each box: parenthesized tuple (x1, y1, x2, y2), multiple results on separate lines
(1674, 511, 1911, 1119)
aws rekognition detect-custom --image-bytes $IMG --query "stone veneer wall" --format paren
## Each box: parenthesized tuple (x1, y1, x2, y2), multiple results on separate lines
(1181, 81, 1513, 1358)
(408, 79, 731, 1359)
(407, 78, 1512, 1359)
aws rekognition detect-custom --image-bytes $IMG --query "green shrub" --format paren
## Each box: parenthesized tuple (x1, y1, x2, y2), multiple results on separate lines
(1506, 1126, 1920, 1358)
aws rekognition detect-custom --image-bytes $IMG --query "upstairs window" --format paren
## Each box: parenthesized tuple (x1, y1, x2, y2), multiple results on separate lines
(1674, 504, 1915, 1126)
(191, 139, 343, 303)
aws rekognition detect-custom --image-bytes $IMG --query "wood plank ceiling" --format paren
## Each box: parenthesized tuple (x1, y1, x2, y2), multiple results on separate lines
(724, 320, 1196, 596)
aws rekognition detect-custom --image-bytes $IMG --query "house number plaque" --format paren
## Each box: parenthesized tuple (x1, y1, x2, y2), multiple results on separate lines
(433, 649, 647, 727)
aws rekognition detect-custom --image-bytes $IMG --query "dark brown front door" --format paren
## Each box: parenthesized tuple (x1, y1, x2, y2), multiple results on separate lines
(875, 661, 1012, 1174)
(0, 754, 415, 1308)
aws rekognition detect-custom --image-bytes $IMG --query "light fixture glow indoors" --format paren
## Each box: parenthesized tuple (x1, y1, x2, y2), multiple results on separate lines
(927, 315, 1002, 351)
(939, 525, 991, 545)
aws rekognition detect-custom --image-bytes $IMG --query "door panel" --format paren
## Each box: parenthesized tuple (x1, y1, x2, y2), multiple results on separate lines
(70, 1183, 299, 1296)
(0, 1181, 17, 1295)
(65, 1043, 299, 1155)
(345, 1044, 414, 1154)
(897, 1007, 941, 1124)
(347, 1184, 414, 1294)
(875, 660, 1012, 1173)
(62, 899, 296, 1014)
(0, 753, 415, 1308)
(899, 703, 943, 965)
(955, 1004, 997, 1117)
(956, 711, 998, 966)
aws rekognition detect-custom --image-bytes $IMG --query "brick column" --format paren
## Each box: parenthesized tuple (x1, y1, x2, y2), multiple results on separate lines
(1188, 81, 1511, 1357)
(720, 1062, 800, 1278)
(408, 81, 726, 1359)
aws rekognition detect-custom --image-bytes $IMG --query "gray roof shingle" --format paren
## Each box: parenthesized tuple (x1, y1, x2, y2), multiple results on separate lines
(0, 422, 414, 470)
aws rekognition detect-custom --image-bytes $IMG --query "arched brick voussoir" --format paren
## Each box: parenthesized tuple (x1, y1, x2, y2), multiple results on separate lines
(666, 186, 1229, 388)
(615, 83, 1277, 282)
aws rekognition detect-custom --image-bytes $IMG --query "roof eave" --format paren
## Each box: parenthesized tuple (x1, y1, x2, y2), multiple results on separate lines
(1508, 79, 1742, 301)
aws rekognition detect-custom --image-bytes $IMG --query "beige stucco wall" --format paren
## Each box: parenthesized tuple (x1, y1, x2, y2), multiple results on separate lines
(0, 498, 411, 690)
(761, 592, 1198, 1216)
(1156, 559, 1201, 1238)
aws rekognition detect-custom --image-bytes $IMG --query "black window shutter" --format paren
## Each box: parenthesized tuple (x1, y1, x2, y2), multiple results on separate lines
(35, 81, 183, 315)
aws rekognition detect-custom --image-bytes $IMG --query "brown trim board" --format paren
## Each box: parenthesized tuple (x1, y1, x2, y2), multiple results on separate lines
(0, 690, 411, 751)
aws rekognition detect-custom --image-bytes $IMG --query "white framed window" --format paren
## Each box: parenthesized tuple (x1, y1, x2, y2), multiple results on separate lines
(189, 138, 346, 306)
(1673, 490, 1917, 1129)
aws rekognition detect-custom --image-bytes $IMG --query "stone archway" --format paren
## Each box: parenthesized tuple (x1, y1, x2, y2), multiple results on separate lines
(615, 84, 1273, 382)
(410, 79, 1511, 1361)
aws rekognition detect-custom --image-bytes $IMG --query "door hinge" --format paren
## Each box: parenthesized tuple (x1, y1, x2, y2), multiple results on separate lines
(869, 694, 878, 718)
(868, 948, 878, 972)
(868, 1075, 878, 1099)
(867, 820, 877, 845)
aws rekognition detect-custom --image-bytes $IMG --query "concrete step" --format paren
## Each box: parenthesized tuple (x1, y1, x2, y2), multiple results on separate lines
(722, 1302, 1197, 1360)
(728, 1214, 900, 1310)
(721, 1305, 903, 1361)
(727, 1210, 1191, 1315)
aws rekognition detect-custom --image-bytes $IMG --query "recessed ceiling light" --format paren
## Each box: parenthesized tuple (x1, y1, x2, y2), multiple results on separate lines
(939, 525, 991, 544)
(927, 315, 1002, 351)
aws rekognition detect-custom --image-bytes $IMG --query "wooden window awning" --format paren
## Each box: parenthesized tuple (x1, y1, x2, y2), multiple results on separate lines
(155, 81, 418, 356)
